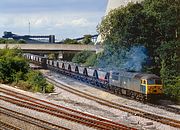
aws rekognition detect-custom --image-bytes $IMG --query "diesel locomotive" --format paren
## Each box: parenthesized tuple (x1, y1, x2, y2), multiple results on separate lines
(24, 53, 163, 101)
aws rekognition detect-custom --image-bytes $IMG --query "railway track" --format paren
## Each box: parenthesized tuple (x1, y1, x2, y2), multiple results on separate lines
(72, 76, 180, 115)
(48, 68, 180, 115)
(0, 120, 21, 130)
(44, 76, 180, 128)
(0, 106, 70, 130)
(146, 101, 180, 115)
(0, 87, 135, 130)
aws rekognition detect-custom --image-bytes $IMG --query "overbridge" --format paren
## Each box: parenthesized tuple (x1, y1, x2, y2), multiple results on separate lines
(0, 44, 103, 60)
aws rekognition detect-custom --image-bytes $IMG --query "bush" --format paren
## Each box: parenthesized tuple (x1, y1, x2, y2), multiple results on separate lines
(0, 38, 26, 44)
(0, 48, 29, 83)
(18, 39, 26, 44)
(72, 50, 94, 64)
(12, 80, 32, 91)
(25, 70, 54, 93)
(63, 38, 80, 44)
(84, 53, 97, 66)
(26, 70, 47, 92)
(45, 83, 54, 93)
(163, 76, 180, 102)
(0, 48, 54, 93)
(48, 53, 56, 60)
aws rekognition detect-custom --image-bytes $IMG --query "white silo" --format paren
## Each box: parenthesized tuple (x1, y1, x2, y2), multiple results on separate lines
(96, 0, 142, 44)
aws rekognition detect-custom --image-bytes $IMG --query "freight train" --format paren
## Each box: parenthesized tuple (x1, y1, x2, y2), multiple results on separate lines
(24, 54, 163, 101)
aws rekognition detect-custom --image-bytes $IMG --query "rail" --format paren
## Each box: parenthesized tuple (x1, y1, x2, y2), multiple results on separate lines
(0, 87, 135, 130)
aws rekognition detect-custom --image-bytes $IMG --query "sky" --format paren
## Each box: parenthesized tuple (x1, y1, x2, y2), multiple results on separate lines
(0, 0, 108, 40)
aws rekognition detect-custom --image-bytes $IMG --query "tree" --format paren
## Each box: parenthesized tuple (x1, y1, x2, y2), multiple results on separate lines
(63, 38, 80, 44)
(143, 0, 180, 41)
(84, 53, 97, 66)
(0, 48, 29, 83)
(143, 0, 180, 100)
(82, 35, 93, 44)
(72, 50, 94, 64)
(0, 38, 26, 44)
(157, 40, 180, 100)
(18, 39, 26, 44)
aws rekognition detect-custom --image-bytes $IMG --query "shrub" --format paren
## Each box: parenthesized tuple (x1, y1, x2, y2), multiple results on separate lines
(45, 83, 54, 93)
(12, 80, 32, 91)
(72, 50, 94, 64)
(0, 48, 54, 93)
(84, 53, 97, 66)
(26, 70, 47, 92)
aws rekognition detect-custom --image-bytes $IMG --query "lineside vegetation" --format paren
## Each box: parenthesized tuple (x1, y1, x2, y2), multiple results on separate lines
(0, 38, 26, 44)
(0, 45, 54, 93)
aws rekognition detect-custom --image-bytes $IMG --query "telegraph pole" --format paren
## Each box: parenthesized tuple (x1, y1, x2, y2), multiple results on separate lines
(28, 21, 31, 35)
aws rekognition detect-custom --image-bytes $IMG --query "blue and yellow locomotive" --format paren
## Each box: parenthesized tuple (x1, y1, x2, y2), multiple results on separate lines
(109, 71, 163, 100)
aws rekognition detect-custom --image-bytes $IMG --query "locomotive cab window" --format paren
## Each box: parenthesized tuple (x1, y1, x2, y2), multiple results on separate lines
(147, 79, 162, 85)
(147, 79, 155, 85)
(155, 80, 162, 85)
(143, 80, 146, 84)
(141, 80, 146, 84)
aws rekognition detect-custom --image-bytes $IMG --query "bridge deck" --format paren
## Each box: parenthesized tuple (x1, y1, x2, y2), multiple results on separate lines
(0, 44, 102, 52)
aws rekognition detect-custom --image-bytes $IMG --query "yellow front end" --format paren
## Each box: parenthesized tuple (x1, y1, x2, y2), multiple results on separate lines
(146, 79, 163, 95)
(147, 85, 163, 94)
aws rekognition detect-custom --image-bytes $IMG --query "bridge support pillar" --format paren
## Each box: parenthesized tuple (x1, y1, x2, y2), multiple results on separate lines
(41, 58, 47, 69)
(57, 52, 63, 59)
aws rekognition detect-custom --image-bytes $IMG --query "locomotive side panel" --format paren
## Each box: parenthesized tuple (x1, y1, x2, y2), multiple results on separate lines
(132, 79, 141, 93)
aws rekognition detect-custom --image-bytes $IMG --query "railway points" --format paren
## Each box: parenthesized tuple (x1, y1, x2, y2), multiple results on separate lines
(0, 86, 136, 130)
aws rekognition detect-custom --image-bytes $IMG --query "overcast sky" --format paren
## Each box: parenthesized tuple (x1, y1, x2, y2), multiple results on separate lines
(0, 0, 108, 40)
